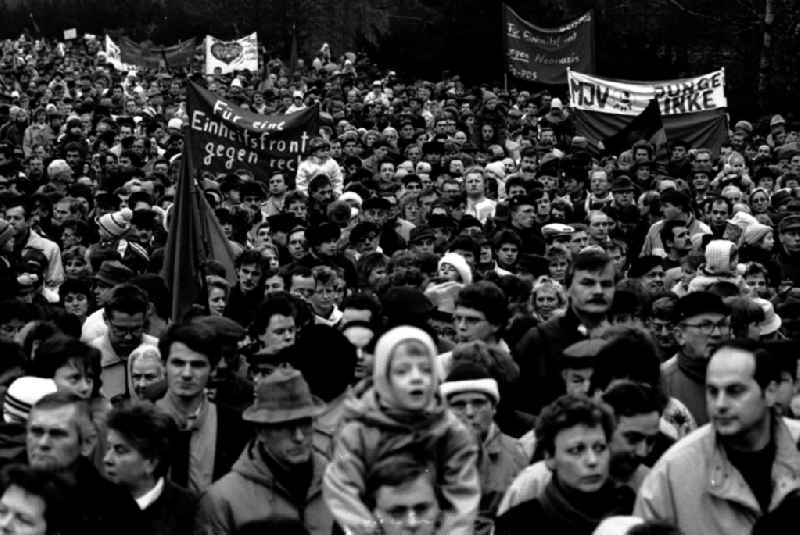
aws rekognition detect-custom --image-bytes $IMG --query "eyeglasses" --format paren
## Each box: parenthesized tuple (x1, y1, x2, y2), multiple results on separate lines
(682, 319, 730, 334)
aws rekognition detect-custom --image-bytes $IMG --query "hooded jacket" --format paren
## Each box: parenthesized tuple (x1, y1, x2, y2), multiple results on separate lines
(195, 442, 332, 535)
(323, 326, 480, 535)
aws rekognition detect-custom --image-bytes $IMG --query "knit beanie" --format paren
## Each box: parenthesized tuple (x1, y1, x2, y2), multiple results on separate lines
(373, 326, 438, 410)
(438, 252, 473, 285)
(3, 377, 58, 424)
(97, 208, 133, 238)
(46, 159, 71, 179)
(742, 223, 772, 247)
(0, 219, 14, 245)
(440, 361, 499, 404)
(704, 239, 736, 275)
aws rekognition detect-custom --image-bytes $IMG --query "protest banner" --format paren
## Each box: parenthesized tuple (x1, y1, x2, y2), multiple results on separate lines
(104, 35, 137, 71)
(205, 32, 259, 74)
(63, 28, 77, 40)
(185, 82, 319, 181)
(117, 36, 197, 69)
(502, 4, 595, 85)
(568, 69, 729, 154)
(568, 69, 727, 116)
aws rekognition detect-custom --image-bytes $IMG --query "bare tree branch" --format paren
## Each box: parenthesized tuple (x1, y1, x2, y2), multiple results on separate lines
(661, 0, 725, 23)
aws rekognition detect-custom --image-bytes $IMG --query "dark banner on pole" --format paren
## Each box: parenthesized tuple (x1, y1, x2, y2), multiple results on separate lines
(185, 82, 319, 181)
(502, 4, 595, 85)
(118, 36, 197, 69)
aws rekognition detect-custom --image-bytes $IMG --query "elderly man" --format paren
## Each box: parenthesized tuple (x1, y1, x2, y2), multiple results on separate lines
(441, 362, 526, 535)
(636, 340, 800, 534)
(661, 292, 731, 425)
(195, 369, 333, 534)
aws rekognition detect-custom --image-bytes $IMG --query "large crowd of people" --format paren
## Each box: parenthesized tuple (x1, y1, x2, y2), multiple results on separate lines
(0, 33, 799, 534)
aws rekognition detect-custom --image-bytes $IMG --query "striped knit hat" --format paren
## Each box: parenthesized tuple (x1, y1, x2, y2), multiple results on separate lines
(3, 377, 58, 424)
(97, 208, 133, 239)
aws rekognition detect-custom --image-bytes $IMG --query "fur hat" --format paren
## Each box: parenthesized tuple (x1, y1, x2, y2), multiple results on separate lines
(438, 252, 473, 285)
(97, 208, 133, 238)
(440, 361, 499, 404)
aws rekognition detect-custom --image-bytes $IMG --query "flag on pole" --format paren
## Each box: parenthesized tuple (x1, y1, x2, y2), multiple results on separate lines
(162, 145, 236, 322)
(603, 98, 669, 162)
(289, 23, 298, 74)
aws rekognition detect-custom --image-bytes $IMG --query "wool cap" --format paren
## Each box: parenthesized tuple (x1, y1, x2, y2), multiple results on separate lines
(97, 208, 133, 238)
(3, 377, 58, 424)
(440, 361, 499, 404)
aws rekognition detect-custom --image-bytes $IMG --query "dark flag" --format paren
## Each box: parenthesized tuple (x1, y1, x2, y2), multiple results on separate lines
(603, 98, 669, 161)
(289, 23, 298, 74)
(162, 148, 236, 322)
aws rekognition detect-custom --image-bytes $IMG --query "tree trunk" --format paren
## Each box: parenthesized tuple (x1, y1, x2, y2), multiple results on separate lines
(757, 0, 775, 112)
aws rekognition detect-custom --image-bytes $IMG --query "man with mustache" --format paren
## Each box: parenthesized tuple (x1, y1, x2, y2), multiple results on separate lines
(515, 247, 615, 416)
(661, 291, 731, 425)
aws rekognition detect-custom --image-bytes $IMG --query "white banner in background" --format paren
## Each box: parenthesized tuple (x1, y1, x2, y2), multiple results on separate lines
(568, 69, 727, 116)
(205, 32, 258, 74)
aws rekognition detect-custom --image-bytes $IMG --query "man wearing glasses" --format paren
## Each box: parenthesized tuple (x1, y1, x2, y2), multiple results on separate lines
(91, 283, 156, 399)
(661, 291, 731, 426)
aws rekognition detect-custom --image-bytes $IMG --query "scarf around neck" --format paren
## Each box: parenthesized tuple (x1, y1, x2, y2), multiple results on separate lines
(539, 477, 628, 535)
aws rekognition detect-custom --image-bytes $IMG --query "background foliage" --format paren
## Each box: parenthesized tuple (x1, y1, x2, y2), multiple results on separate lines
(1, 0, 798, 117)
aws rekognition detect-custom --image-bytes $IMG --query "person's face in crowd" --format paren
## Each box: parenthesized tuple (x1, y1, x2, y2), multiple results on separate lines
(750, 191, 769, 214)
(546, 424, 610, 493)
(709, 200, 729, 227)
(609, 410, 660, 481)
(692, 172, 710, 192)
(520, 155, 537, 175)
(671, 145, 688, 161)
(237, 262, 263, 293)
(634, 148, 650, 164)
(287, 230, 307, 260)
(533, 287, 560, 319)
(131, 355, 164, 400)
(27, 405, 86, 471)
(506, 184, 527, 199)
(535, 194, 551, 219)
(649, 317, 677, 353)
(63, 291, 89, 318)
(453, 306, 497, 343)
(588, 213, 610, 242)
(660, 202, 683, 222)
(548, 255, 569, 283)
(441, 182, 461, 200)
(642, 266, 664, 296)
(65, 149, 81, 171)
(707, 346, 774, 443)
(357, 232, 380, 255)
(106, 311, 146, 357)
(780, 229, 800, 253)
(438, 262, 460, 282)
(677, 312, 730, 360)
(103, 428, 155, 492)
(262, 274, 284, 295)
(568, 231, 589, 255)
(613, 189, 635, 208)
(418, 193, 436, 217)
(311, 280, 337, 316)
(53, 359, 93, 400)
(165, 342, 211, 400)
(406, 145, 421, 163)
(746, 273, 771, 298)
(773, 371, 795, 416)
(257, 314, 296, 355)
(448, 392, 495, 442)
(0, 318, 24, 344)
(289, 274, 316, 302)
(311, 184, 334, 205)
(756, 145, 771, 159)
(568, 264, 615, 316)
(258, 417, 313, 466)
(511, 203, 535, 229)
(388, 341, 434, 410)
(5, 206, 29, 239)
(464, 172, 484, 196)
(379, 163, 396, 184)
(207, 287, 227, 316)
(607, 246, 626, 275)
(758, 231, 775, 251)
(268, 174, 288, 196)
(562, 368, 592, 396)
(27, 157, 44, 177)
(344, 324, 376, 380)
(243, 194, 263, 214)
(0, 483, 48, 535)
(373, 474, 440, 535)
(368, 265, 388, 288)
(254, 226, 271, 249)
(668, 225, 691, 253)
(363, 208, 389, 227)
(261, 248, 280, 270)
(496, 242, 518, 268)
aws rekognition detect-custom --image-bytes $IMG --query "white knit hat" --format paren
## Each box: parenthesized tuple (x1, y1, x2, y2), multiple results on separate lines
(704, 239, 736, 275)
(3, 377, 58, 424)
(97, 208, 133, 238)
(438, 252, 473, 285)
(440, 361, 499, 404)
(47, 159, 72, 179)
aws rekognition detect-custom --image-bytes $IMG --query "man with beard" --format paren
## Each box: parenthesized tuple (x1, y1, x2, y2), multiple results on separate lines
(91, 284, 157, 399)
(518, 147, 538, 182)
(661, 291, 731, 425)
(515, 248, 615, 415)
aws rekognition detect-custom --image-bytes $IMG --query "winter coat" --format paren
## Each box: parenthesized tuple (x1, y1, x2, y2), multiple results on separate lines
(296, 155, 344, 194)
(143, 480, 198, 535)
(195, 442, 333, 535)
(634, 417, 800, 535)
(323, 388, 480, 535)
(476, 425, 527, 535)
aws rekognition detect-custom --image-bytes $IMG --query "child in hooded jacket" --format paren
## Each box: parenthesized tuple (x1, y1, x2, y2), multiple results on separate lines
(323, 326, 480, 535)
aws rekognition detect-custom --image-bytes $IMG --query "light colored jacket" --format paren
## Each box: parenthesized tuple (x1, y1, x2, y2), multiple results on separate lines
(634, 417, 800, 535)
(295, 156, 344, 195)
(323, 388, 479, 535)
(195, 442, 333, 535)
(476, 424, 526, 535)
